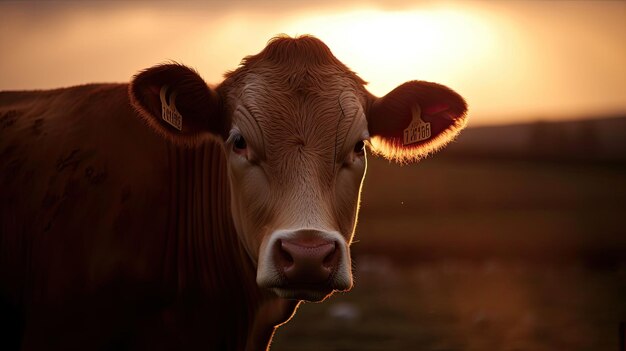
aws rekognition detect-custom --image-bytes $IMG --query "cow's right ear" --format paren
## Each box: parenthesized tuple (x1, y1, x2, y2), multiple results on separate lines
(129, 63, 229, 145)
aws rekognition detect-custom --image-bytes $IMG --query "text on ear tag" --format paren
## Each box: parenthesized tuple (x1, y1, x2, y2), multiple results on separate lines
(403, 104, 431, 146)
(160, 86, 183, 131)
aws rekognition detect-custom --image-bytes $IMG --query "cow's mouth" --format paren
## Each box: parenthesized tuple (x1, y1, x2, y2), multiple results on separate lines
(271, 286, 335, 302)
(264, 259, 345, 302)
(271, 268, 339, 302)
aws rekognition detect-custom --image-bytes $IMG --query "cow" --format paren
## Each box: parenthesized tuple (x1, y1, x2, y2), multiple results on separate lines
(0, 35, 467, 350)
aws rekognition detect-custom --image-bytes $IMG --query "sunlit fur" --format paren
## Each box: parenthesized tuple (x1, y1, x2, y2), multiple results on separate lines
(130, 36, 468, 164)
(367, 80, 469, 164)
(369, 114, 468, 164)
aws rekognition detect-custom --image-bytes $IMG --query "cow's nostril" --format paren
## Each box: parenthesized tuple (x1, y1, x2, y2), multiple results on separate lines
(323, 245, 337, 267)
(276, 240, 295, 268)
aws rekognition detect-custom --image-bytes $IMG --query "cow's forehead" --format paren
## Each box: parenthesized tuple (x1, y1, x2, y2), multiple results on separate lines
(228, 64, 365, 113)
(231, 72, 365, 170)
(235, 72, 360, 121)
(220, 36, 368, 124)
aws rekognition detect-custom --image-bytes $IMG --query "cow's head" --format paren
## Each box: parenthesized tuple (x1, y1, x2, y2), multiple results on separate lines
(129, 36, 467, 302)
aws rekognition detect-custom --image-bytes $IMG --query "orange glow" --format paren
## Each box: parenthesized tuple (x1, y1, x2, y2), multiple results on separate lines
(285, 8, 497, 97)
(0, 1, 624, 126)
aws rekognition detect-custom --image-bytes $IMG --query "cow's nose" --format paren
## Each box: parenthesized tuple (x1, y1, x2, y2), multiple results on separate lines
(276, 238, 337, 283)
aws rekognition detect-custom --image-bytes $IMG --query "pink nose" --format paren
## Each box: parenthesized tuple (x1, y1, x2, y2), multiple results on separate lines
(275, 237, 338, 284)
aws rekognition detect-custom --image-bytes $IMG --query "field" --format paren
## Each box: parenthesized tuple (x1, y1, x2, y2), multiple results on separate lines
(272, 137, 626, 350)
(357, 156, 626, 260)
(273, 259, 626, 350)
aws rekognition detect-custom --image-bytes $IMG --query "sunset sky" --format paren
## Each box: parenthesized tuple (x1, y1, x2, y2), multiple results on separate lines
(0, 0, 624, 126)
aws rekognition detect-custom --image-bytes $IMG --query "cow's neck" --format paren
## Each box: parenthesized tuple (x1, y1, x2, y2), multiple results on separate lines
(164, 140, 296, 350)
(165, 140, 242, 295)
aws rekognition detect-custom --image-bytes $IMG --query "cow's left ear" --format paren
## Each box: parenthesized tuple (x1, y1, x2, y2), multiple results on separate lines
(367, 81, 468, 163)
(129, 63, 229, 145)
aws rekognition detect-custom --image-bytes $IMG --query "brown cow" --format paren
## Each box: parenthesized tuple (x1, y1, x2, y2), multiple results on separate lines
(0, 35, 467, 350)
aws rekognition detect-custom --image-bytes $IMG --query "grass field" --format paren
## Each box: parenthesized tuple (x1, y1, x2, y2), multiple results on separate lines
(271, 155, 626, 350)
(272, 258, 626, 350)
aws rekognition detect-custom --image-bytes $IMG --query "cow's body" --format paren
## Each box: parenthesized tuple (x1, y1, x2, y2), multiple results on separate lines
(0, 36, 467, 350)
(0, 84, 293, 350)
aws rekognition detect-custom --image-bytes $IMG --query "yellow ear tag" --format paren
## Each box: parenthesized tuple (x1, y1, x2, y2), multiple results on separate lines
(160, 85, 183, 131)
(403, 104, 431, 146)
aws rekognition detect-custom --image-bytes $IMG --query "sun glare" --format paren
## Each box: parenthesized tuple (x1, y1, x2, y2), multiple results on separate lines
(2, 2, 622, 124)
(285, 7, 496, 97)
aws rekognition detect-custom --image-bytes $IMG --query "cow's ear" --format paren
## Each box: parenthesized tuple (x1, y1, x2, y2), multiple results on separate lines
(367, 81, 468, 163)
(129, 63, 229, 145)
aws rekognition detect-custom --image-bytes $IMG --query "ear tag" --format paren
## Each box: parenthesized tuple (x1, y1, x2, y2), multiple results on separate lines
(160, 86, 183, 131)
(403, 104, 431, 146)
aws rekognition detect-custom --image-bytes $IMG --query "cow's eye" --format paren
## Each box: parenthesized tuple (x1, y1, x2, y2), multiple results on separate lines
(354, 140, 365, 154)
(233, 134, 247, 151)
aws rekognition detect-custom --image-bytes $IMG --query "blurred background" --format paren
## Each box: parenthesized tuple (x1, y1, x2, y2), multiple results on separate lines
(1, 1, 625, 350)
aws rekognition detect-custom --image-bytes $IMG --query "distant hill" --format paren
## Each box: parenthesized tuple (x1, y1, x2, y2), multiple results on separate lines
(440, 115, 626, 162)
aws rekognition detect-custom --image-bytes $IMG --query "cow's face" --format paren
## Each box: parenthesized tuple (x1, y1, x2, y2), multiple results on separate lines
(221, 72, 370, 301)
(129, 36, 467, 302)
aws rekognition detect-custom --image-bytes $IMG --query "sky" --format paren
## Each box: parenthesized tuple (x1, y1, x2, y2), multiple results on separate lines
(0, 0, 624, 126)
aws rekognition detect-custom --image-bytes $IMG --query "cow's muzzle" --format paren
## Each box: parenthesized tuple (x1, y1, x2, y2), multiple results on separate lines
(257, 229, 352, 302)
(278, 237, 337, 283)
